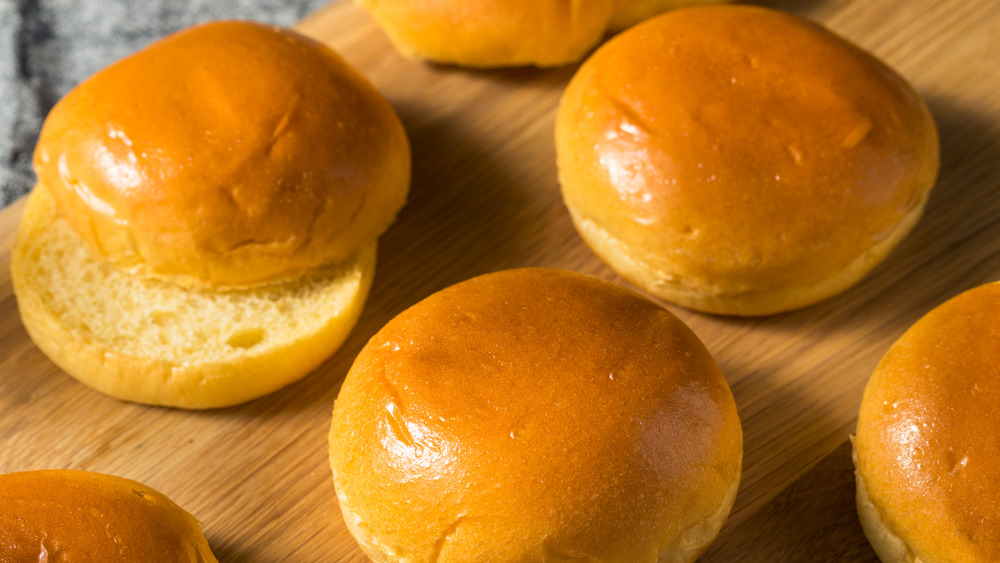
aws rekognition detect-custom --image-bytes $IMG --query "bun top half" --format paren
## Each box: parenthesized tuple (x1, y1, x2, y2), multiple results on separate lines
(557, 6, 938, 313)
(0, 470, 216, 562)
(330, 268, 742, 562)
(856, 282, 1000, 561)
(34, 20, 409, 288)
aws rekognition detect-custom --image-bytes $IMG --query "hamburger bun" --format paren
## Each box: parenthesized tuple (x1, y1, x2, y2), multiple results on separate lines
(0, 469, 216, 562)
(357, 0, 731, 68)
(329, 268, 742, 562)
(556, 6, 939, 316)
(11, 21, 409, 408)
(854, 282, 1000, 562)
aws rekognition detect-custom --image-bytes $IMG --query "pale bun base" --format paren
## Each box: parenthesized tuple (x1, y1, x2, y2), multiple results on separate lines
(0, 469, 217, 562)
(852, 440, 924, 563)
(334, 467, 740, 563)
(11, 185, 375, 408)
(567, 200, 926, 316)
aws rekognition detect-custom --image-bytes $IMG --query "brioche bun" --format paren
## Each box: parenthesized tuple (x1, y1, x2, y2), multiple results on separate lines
(12, 21, 408, 408)
(329, 268, 742, 562)
(0, 470, 216, 562)
(556, 6, 939, 315)
(34, 20, 408, 288)
(854, 282, 1000, 562)
(357, 0, 730, 68)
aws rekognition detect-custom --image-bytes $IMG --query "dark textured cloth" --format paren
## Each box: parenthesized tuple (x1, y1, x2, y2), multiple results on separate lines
(0, 0, 331, 208)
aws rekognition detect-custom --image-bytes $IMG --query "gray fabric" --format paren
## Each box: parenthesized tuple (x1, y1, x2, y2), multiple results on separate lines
(0, 0, 331, 208)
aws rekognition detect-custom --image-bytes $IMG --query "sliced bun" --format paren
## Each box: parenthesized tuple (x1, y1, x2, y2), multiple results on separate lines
(357, 0, 731, 68)
(34, 20, 409, 288)
(15, 21, 407, 407)
(329, 268, 742, 562)
(854, 282, 1000, 561)
(556, 6, 939, 315)
(0, 470, 216, 562)
(12, 185, 374, 409)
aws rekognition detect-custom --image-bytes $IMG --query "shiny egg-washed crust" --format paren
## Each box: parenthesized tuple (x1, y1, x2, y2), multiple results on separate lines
(0, 470, 217, 562)
(855, 282, 1000, 562)
(356, 0, 729, 68)
(556, 6, 939, 315)
(34, 20, 409, 288)
(329, 268, 742, 562)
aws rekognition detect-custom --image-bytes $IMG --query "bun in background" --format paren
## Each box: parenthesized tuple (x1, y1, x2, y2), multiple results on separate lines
(357, 0, 731, 68)
(556, 6, 939, 315)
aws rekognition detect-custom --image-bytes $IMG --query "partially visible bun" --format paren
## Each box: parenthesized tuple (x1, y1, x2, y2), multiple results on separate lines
(556, 6, 939, 315)
(330, 268, 742, 562)
(357, 0, 730, 68)
(0, 470, 216, 562)
(34, 20, 408, 288)
(854, 282, 1000, 562)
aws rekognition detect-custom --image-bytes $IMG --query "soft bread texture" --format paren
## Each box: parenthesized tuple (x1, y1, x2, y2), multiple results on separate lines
(357, 0, 729, 68)
(12, 185, 375, 409)
(854, 282, 1000, 562)
(329, 268, 742, 562)
(0, 470, 216, 562)
(34, 20, 409, 288)
(556, 6, 939, 315)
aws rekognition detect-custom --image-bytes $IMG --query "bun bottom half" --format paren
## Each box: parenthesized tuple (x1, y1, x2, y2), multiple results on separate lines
(11, 186, 375, 409)
(567, 200, 926, 316)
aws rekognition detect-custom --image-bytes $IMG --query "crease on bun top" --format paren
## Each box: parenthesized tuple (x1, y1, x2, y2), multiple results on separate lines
(34, 20, 410, 289)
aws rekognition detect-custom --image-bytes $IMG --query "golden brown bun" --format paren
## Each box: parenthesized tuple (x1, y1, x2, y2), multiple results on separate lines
(0, 470, 216, 562)
(357, 0, 729, 68)
(854, 282, 1000, 562)
(329, 268, 742, 562)
(34, 20, 409, 288)
(556, 6, 939, 315)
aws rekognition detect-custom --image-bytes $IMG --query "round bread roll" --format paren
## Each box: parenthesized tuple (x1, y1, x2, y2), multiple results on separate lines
(11, 21, 409, 408)
(34, 20, 408, 288)
(854, 282, 1000, 562)
(329, 268, 742, 562)
(357, 0, 730, 68)
(556, 6, 939, 316)
(0, 470, 216, 562)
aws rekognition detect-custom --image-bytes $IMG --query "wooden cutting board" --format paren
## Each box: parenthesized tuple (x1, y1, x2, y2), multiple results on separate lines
(1, 0, 998, 560)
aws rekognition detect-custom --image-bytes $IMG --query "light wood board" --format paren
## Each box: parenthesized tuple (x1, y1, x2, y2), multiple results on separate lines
(1, 0, 999, 560)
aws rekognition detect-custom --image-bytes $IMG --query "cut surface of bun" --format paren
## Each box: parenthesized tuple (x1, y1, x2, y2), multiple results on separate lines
(12, 185, 374, 409)
(854, 282, 1000, 561)
(556, 6, 939, 315)
(0, 470, 217, 562)
(357, 0, 730, 68)
(329, 268, 742, 562)
(34, 20, 409, 288)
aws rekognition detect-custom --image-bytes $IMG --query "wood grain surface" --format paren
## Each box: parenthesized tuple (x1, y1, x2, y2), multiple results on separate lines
(1, 0, 999, 560)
